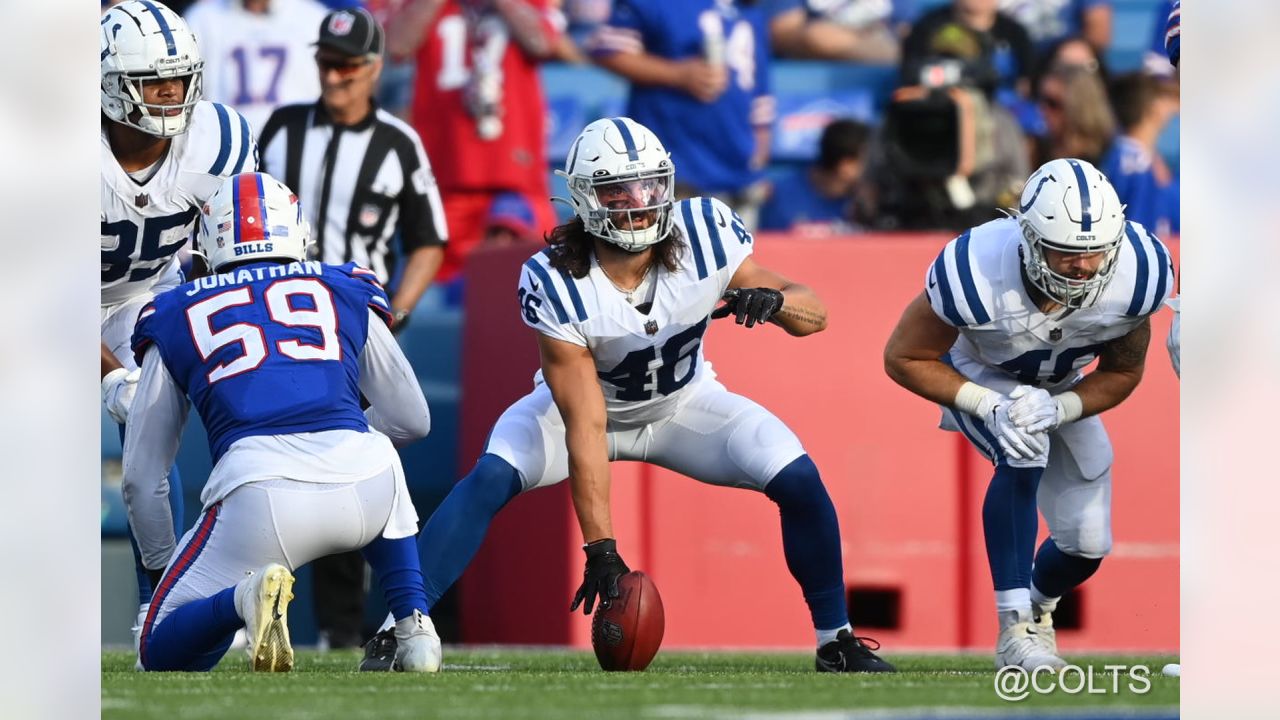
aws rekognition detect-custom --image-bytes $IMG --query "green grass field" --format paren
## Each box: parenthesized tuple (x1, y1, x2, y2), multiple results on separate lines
(102, 648, 1179, 720)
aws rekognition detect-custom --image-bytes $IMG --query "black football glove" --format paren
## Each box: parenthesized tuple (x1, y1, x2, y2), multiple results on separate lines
(569, 538, 630, 615)
(711, 288, 784, 328)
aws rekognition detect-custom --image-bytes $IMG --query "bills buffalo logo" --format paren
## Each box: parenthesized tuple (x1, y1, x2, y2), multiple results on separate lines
(328, 11, 355, 35)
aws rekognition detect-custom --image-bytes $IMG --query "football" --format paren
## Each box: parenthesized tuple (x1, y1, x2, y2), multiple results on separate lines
(591, 571, 665, 671)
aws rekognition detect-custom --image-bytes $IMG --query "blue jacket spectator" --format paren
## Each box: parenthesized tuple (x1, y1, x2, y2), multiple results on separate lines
(1100, 71, 1179, 235)
(590, 0, 776, 226)
(760, 118, 870, 234)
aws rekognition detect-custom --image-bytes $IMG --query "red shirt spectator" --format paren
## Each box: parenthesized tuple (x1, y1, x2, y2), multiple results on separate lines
(390, 0, 560, 281)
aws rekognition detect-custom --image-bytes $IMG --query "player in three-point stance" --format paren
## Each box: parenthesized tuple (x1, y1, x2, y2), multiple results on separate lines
(100, 0, 258, 627)
(884, 158, 1174, 670)
(361, 117, 895, 674)
(124, 172, 439, 672)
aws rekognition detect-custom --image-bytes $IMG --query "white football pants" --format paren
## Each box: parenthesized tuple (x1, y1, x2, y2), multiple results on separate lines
(486, 377, 808, 492)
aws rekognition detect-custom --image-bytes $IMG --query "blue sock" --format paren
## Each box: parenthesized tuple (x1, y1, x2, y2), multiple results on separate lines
(119, 424, 184, 605)
(418, 454, 522, 609)
(363, 535, 429, 622)
(982, 465, 1044, 591)
(1031, 537, 1102, 599)
(763, 455, 848, 631)
(140, 586, 239, 671)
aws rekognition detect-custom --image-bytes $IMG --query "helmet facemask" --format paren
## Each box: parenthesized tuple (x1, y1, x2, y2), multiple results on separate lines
(1019, 219, 1122, 309)
(568, 166, 674, 253)
(104, 66, 204, 138)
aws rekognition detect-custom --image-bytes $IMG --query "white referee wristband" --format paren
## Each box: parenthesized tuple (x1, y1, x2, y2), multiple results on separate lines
(1054, 391, 1084, 425)
(955, 381, 999, 418)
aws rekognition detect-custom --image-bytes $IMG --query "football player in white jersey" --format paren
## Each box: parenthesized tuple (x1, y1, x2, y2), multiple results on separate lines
(360, 117, 895, 674)
(100, 0, 258, 630)
(884, 158, 1175, 670)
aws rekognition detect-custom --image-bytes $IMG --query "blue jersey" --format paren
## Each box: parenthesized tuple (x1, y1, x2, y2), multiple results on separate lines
(594, 0, 773, 194)
(1099, 136, 1179, 236)
(131, 261, 394, 463)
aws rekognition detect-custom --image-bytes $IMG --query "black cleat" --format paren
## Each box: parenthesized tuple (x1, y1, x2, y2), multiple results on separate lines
(358, 628, 398, 672)
(815, 629, 896, 673)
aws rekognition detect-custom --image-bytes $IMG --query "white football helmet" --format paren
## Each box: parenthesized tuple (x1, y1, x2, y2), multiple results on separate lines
(197, 173, 312, 272)
(101, 0, 204, 137)
(1015, 158, 1126, 309)
(556, 117, 675, 252)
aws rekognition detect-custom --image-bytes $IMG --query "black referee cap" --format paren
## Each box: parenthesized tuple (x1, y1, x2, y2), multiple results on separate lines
(315, 8, 385, 58)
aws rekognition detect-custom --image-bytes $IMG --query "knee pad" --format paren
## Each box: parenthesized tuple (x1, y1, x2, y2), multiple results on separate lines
(1050, 507, 1113, 560)
(763, 455, 826, 506)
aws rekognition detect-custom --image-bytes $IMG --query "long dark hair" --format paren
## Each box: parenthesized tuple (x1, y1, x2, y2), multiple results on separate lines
(544, 216, 684, 279)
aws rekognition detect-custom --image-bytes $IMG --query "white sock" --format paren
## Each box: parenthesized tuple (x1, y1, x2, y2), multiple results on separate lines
(816, 623, 852, 647)
(1029, 582, 1059, 614)
(378, 612, 394, 633)
(995, 588, 1031, 615)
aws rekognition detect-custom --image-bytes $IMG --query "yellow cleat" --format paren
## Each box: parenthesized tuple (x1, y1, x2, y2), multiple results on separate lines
(235, 564, 296, 672)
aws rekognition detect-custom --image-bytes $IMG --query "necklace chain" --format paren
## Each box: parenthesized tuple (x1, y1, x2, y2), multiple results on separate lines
(598, 261, 653, 304)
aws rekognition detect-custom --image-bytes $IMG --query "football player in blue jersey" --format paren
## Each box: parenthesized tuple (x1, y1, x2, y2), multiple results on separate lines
(123, 172, 439, 673)
(361, 117, 895, 674)
(884, 158, 1174, 670)
(100, 0, 259, 637)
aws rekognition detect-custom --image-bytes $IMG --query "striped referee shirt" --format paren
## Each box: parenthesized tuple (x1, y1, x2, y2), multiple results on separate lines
(257, 101, 447, 284)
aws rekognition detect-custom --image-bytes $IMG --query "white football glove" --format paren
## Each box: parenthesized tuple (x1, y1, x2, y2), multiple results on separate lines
(1006, 384, 1060, 434)
(102, 367, 141, 425)
(984, 398, 1047, 461)
(1166, 296, 1180, 378)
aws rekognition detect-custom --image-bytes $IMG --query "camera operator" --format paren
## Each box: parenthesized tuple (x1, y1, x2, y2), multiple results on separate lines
(858, 22, 1027, 231)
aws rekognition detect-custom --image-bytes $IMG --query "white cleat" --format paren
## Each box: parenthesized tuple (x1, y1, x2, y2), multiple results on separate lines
(1032, 605, 1059, 657)
(996, 616, 1067, 671)
(234, 564, 296, 672)
(393, 609, 442, 673)
(132, 603, 149, 671)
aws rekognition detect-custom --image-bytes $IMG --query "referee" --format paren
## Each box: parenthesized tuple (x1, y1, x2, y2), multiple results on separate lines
(257, 7, 447, 651)
(259, 7, 447, 335)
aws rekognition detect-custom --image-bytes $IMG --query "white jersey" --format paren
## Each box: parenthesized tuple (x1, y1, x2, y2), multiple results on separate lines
(518, 197, 755, 426)
(101, 100, 258, 308)
(184, 0, 329, 134)
(926, 217, 1175, 394)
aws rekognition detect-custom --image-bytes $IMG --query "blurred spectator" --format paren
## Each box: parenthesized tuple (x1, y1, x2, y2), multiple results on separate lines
(387, 0, 560, 284)
(258, 7, 448, 648)
(1100, 72, 1179, 236)
(1030, 60, 1114, 167)
(759, 118, 870, 235)
(366, 0, 419, 116)
(482, 191, 539, 246)
(557, 0, 611, 61)
(185, 0, 331, 133)
(902, 0, 1034, 104)
(590, 0, 776, 229)
(997, 0, 1111, 52)
(860, 22, 1027, 231)
(769, 0, 910, 63)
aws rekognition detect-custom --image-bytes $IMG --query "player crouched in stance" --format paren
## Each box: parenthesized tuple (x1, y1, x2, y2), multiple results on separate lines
(123, 173, 440, 673)
(362, 117, 894, 674)
(884, 158, 1174, 671)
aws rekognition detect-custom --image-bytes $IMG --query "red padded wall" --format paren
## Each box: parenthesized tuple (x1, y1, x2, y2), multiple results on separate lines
(457, 235, 1179, 651)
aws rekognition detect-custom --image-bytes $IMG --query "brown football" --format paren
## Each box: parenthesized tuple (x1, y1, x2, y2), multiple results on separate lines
(590, 571, 665, 671)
